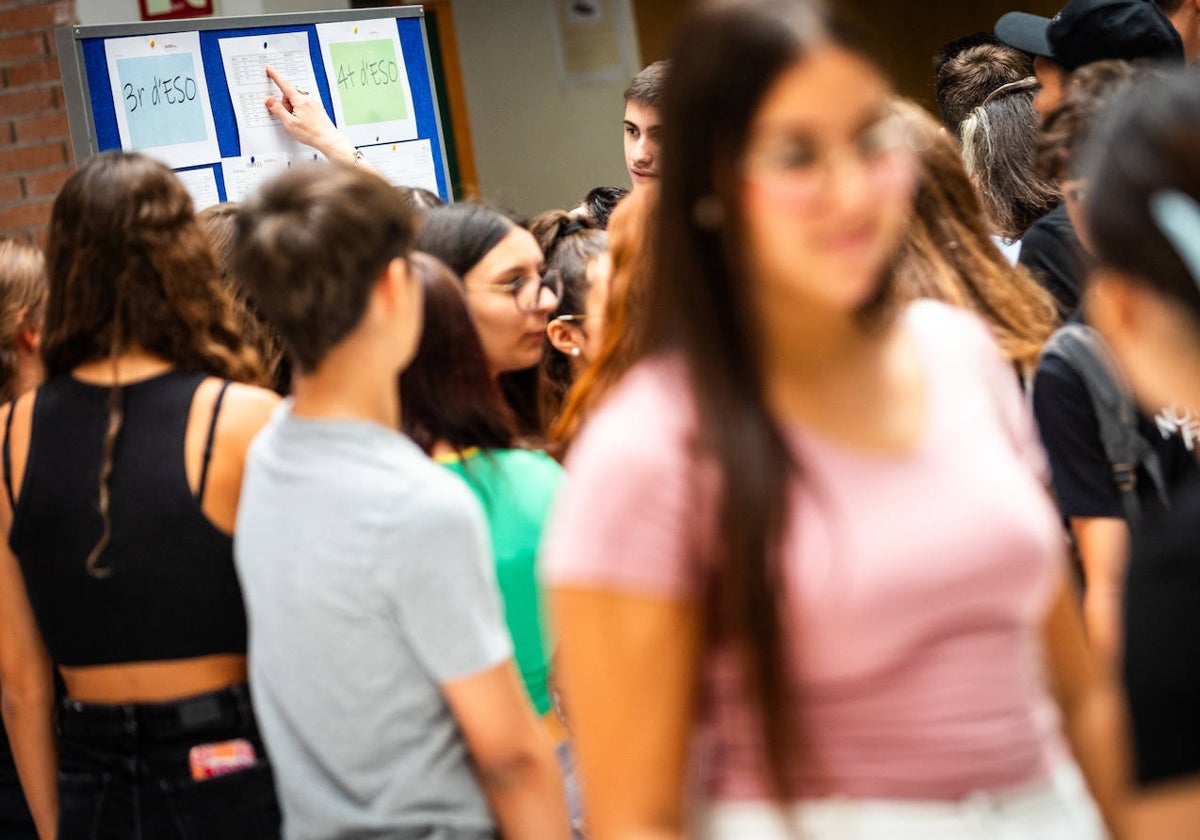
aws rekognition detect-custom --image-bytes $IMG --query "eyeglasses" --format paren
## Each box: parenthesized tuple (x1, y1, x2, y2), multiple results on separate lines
(471, 269, 563, 313)
(550, 313, 589, 327)
(741, 113, 916, 206)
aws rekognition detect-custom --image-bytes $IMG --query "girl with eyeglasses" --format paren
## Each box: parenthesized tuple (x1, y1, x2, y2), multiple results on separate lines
(416, 204, 561, 441)
(543, 1, 1121, 838)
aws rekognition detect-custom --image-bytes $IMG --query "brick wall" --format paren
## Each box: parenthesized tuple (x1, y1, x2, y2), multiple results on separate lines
(0, 0, 77, 243)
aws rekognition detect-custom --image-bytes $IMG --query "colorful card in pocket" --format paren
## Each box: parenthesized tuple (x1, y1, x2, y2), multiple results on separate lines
(188, 738, 257, 781)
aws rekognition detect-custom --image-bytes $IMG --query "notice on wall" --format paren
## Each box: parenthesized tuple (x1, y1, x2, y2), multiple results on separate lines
(315, 19, 417, 147)
(220, 153, 289, 203)
(104, 31, 220, 169)
(175, 166, 221, 210)
(549, 0, 626, 86)
(359, 139, 438, 194)
(218, 32, 323, 159)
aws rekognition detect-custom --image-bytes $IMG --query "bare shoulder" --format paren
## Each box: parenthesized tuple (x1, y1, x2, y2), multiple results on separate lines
(196, 378, 281, 447)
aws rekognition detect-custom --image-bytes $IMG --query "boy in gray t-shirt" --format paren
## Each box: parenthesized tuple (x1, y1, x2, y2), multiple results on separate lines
(231, 165, 568, 840)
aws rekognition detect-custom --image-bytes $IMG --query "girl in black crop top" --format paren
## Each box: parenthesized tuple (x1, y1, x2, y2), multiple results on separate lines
(0, 152, 282, 839)
(1073, 75, 1200, 838)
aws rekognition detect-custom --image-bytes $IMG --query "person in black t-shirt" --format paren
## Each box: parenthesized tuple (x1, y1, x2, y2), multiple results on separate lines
(1030, 62, 1173, 664)
(1078, 72, 1200, 836)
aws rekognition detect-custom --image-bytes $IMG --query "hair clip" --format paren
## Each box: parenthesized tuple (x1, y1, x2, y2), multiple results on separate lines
(1149, 189, 1200, 287)
(983, 76, 1038, 105)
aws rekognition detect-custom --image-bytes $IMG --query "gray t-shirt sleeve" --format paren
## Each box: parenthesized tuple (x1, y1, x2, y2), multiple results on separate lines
(385, 474, 513, 685)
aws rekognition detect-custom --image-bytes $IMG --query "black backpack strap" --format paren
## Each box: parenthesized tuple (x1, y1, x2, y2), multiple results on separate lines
(1040, 324, 1167, 525)
(196, 380, 232, 505)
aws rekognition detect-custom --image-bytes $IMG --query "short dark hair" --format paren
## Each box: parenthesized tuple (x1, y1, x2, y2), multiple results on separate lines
(934, 31, 1000, 73)
(232, 166, 415, 373)
(580, 186, 628, 228)
(1153, 0, 1186, 14)
(935, 42, 1032, 134)
(623, 60, 669, 106)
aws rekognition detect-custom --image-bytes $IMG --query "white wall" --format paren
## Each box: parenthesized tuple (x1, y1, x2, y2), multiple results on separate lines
(450, 0, 638, 215)
(75, 0, 346, 25)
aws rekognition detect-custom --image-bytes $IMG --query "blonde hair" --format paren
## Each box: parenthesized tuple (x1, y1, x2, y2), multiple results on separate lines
(0, 238, 46, 403)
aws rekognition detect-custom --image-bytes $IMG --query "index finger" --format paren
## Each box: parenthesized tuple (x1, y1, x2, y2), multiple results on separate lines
(264, 64, 297, 98)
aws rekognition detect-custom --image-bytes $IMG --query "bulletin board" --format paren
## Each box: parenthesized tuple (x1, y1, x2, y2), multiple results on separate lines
(55, 7, 454, 208)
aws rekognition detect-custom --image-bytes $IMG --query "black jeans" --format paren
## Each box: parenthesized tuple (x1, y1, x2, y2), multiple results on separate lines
(56, 683, 281, 840)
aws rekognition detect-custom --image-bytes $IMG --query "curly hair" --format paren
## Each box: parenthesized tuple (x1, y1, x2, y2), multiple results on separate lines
(43, 152, 264, 384)
(43, 152, 265, 576)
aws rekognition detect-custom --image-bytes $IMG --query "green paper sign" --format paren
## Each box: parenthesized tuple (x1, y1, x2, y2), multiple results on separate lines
(329, 39, 407, 126)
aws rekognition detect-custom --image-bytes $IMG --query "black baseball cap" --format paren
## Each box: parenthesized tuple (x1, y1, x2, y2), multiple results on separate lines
(995, 0, 1183, 71)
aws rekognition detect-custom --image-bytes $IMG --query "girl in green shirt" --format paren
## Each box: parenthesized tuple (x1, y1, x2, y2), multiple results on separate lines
(399, 253, 564, 722)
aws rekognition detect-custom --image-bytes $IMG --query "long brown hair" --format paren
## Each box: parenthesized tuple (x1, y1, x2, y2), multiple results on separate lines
(197, 202, 287, 393)
(43, 152, 264, 575)
(549, 190, 653, 457)
(959, 81, 1060, 240)
(400, 252, 515, 455)
(893, 100, 1058, 372)
(0, 238, 46, 403)
(649, 0, 886, 796)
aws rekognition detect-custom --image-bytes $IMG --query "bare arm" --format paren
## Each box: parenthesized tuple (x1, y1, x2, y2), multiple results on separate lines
(0, 401, 56, 839)
(263, 66, 378, 174)
(553, 588, 701, 840)
(443, 660, 569, 840)
(1044, 580, 1128, 839)
(1070, 516, 1130, 667)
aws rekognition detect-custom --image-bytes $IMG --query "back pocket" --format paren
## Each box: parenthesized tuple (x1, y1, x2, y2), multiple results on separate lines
(159, 762, 281, 840)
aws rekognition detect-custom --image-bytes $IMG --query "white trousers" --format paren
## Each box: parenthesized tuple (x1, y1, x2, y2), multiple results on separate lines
(695, 762, 1108, 840)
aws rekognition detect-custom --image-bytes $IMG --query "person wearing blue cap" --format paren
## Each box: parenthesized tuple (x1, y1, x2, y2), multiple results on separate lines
(996, 0, 1184, 116)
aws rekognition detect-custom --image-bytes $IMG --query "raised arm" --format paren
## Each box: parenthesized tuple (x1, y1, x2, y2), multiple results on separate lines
(263, 65, 378, 174)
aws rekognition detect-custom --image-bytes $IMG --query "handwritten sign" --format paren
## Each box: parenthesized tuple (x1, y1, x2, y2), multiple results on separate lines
(329, 39, 407, 125)
(104, 31, 220, 168)
(117, 54, 206, 148)
(316, 19, 417, 146)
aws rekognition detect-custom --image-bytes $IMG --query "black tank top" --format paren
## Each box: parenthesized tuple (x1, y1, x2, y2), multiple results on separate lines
(4, 371, 248, 667)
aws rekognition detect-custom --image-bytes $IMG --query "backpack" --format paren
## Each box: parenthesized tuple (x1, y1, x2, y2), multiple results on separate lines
(1039, 324, 1169, 527)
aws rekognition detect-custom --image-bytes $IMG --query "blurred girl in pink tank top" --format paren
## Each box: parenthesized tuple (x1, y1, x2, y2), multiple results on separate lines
(544, 1, 1125, 838)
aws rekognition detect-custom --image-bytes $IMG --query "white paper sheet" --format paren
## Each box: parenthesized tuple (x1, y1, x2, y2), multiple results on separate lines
(220, 154, 289, 203)
(175, 166, 221, 210)
(217, 32, 322, 159)
(315, 19, 417, 147)
(104, 31, 220, 169)
(359, 139, 439, 195)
